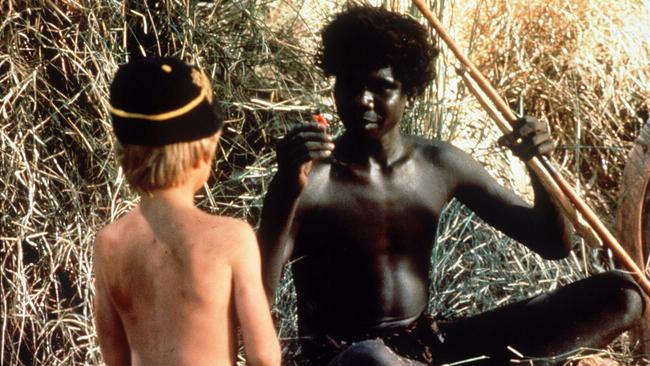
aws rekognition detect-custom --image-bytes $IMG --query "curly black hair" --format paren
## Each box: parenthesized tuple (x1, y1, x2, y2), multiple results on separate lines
(316, 5, 438, 98)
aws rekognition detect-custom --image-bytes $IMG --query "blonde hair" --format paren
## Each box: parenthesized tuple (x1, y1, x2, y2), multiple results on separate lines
(117, 133, 220, 194)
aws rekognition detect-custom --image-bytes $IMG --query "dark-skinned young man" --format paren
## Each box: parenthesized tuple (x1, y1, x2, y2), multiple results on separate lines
(258, 5, 644, 366)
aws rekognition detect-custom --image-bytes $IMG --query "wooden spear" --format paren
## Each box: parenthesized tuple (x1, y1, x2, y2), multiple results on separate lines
(412, 0, 650, 296)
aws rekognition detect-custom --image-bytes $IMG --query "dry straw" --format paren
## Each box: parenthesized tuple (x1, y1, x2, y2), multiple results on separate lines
(1, 0, 648, 365)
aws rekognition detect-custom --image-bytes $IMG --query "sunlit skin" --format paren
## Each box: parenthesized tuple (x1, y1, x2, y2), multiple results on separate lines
(93, 144, 281, 366)
(259, 65, 644, 365)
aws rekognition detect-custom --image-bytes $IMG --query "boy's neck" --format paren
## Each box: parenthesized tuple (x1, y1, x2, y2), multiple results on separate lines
(139, 159, 211, 213)
(139, 184, 198, 213)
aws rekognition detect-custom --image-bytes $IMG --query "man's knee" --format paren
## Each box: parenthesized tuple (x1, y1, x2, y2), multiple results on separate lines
(329, 339, 408, 366)
(597, 271, 645, 323)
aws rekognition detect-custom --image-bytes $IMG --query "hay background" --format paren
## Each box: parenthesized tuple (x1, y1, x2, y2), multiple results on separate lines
(1, 0, 649, 365)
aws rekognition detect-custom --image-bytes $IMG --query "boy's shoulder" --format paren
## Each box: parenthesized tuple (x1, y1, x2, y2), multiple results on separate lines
(200, 213, 255, 242)
(93, 208, 143, 261)
(94, 206, 257, 264)
(187, 211, 257, 254)
(181, 213, 259, 274)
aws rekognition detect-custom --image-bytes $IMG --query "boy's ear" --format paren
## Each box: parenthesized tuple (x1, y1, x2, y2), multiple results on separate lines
(192, 157, 202, 169)
(193, 152, 212, 169)
(191, 151, 209, 169)
(202, 149, 215, 164)
(194, 132, 220, 168)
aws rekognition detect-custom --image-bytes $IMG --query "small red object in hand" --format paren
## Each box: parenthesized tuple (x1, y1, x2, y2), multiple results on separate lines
(313, 111, 329, 127)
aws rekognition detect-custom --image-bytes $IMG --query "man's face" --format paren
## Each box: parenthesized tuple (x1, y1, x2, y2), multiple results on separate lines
(334, 65, 407, 139)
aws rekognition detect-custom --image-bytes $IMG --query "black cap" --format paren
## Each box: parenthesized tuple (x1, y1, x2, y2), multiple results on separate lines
(109, 57, 223, 146)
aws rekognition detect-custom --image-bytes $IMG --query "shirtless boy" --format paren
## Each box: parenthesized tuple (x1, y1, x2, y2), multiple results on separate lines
(94, 57, 280, 366)
(259, 6, 644, 365)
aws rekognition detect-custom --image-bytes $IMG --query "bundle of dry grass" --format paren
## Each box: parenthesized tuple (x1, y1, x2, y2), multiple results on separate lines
(1, 0, 648, 365)
(0, 1, 324, 364)
(462, 0, 650, 217)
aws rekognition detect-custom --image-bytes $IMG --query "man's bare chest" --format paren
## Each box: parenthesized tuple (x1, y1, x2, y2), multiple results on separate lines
(293, 162, 450, 255)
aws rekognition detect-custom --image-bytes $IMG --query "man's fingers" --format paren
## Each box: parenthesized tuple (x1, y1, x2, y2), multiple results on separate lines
(499, 118, 546, 147)
(285, 141, 334, 157)
(280, 139, 334, 169)
(531, 131, 551, 146)
(307, 149, 333, 160)
(497, 132, 519, 148)
(284, 139, 333, 154)
(509, 143, 528, 160)
(278, 123, 328, 144)
(294, 132, 333, 143)
(276, 120, 333, 169)
(277, 130, 332, 152)
(502, 116, 554, 161)
(286, 122, 328, 136)
(305, 141, 335, 151)
(537, 140, 555, 156)
(517, 116, 548, 137)
(509, 139, 555, 161)
(288, 149, 332, 168)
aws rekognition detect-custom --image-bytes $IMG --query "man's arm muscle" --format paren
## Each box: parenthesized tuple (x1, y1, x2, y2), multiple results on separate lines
(257, 174, 300, 299)
(441, 144, 570, 258)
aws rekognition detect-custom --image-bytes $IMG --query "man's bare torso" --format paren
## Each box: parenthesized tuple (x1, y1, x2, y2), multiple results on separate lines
(290, 137, 453, 337)
(96, 205, 238, 365)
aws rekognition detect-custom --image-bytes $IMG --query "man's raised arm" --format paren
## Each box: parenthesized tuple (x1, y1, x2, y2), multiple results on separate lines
(258, 122, 334, 299)
(448, 116, 571, 259)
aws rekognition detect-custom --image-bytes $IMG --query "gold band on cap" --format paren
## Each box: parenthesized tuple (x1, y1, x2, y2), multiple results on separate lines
(109, 87, 207, 122)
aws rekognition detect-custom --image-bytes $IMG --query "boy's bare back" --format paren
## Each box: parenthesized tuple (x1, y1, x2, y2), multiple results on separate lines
(95, 206, 258, 365)
(94, 57, 279, 366)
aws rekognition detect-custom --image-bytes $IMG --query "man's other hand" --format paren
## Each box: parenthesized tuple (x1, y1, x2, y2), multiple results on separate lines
(498, 115, 555, 161)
